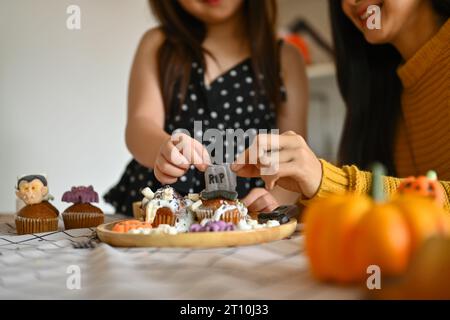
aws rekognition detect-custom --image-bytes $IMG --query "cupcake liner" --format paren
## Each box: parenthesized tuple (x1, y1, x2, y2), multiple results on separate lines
(152, 212, 176, 227)
(62, 212, 104, 230)
(132, 201, 144, 220)
(196, 209, 242, 225)
(15, 215, 59, 235)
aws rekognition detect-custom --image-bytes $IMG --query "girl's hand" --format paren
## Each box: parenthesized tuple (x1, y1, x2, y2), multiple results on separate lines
(231, 131, 323, 199)
(242, 188, 279, 213)
(154, 133, 210, 184)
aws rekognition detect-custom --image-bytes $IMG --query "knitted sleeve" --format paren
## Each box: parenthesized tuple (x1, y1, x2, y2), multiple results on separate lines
(300, 159, 450, 212)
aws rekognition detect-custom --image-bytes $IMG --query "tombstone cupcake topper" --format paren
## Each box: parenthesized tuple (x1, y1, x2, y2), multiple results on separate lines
(200, 164, 238, 201)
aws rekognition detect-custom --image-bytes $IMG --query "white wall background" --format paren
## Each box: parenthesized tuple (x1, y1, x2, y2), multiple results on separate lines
(0, 0, 345, 214)
(0, 0, 155, 213)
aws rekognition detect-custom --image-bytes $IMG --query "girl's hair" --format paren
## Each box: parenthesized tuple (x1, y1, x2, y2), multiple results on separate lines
(149, 0, 281, 113)
(329, 0, 450, 175)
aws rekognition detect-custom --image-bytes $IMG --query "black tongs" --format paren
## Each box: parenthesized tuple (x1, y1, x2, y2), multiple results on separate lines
(257, 205, 299, 225)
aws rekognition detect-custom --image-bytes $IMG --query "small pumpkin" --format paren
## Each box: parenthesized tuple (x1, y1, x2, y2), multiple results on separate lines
(304, 163, 449, 283)
(397, 171, 445, 207)
(371, 236, 450, 299)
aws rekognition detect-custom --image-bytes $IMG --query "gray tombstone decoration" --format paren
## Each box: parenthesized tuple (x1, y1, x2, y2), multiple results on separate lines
(200, 164, 238, 201)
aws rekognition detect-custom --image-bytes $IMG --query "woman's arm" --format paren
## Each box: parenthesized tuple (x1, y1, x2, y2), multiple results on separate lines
(232, 132, 450, 212)
(125, 28, 169, 168)
(302, 159, 450, 211)
(272, 42, 309, 205)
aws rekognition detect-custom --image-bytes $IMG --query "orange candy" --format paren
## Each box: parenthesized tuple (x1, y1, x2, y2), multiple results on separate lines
(112, 219, 152, 233)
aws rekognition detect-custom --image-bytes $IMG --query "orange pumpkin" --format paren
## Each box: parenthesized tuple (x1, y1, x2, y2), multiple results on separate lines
(112, 219, 152, 233)
(397, 171, 445, 207)
(304, 164, 449, 283)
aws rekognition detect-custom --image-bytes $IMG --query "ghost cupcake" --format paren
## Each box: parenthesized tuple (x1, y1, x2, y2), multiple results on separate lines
(140, 186, 195, 232)
(61, 186, 104, 229)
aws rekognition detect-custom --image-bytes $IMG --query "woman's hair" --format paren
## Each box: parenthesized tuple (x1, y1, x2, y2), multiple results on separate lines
(329, 0, 450, 175)
(149, 0, 281, 113)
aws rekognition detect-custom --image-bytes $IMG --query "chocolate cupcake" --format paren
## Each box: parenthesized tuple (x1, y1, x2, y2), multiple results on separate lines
(15, 174, 59, 234)
(62, 186, 104, 229)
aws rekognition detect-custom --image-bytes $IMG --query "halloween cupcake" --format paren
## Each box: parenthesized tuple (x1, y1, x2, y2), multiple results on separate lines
(15, 174, 59, 234)
(140, 186, 194, 232)
(193, 164, 248, 224)
(62, 186, 104, 229)
(193, 198, 247, 225)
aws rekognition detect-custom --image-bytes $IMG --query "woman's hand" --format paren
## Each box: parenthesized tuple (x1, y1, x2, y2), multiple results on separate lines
(231, 131, 323, 199)
(154, 133, 210, 184)
(242, 188, 279, 213)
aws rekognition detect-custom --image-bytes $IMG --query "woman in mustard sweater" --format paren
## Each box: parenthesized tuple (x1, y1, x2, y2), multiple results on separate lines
(232, 0, 450, 210)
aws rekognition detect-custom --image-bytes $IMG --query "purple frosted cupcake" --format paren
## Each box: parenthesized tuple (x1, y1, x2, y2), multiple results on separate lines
(61, 186, 104, 230)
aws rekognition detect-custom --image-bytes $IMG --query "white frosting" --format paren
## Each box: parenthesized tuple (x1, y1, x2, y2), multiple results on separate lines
(190, 200, 203, 211)
(200, 218, 212, 226)
(141, 187, 154, 199)
(188, 193, 200, 201)
(209, 201, 247, 221)
(237, 220, 252, 231)
(162, 188, 174, 200)
(213, 204, 237, 221)
(236, 219, 280, 231)
(128, 224, 178, 235)
(235, 201, 248, 216)
(174, 209, 195, 233)
(266, 220, 281, 228)
(141, 197, 150, 208)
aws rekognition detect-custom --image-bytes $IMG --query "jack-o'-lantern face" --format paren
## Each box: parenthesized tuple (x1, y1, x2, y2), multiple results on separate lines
(398, 172, 445, 207)
(16, 179, 48, 205)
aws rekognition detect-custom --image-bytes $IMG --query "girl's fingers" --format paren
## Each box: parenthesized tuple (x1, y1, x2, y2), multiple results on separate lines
(259, 149, 297, 167)
(249, 195, 279, 213)
(232, 164, 261, 178)
(242, 188, 278, 212)
(192, 138, 211, 171)
(232, 132, 305, 170)
(154, 162, 179, 185)
(262, 162, 299, 190)
(259, 132, 306, 153)
(173, 134, 211, 170)
(162, 140, 190, 169)
(156, 156, 186, 177)
(241, 188, 268, 207)
(282, 130, 298, 136)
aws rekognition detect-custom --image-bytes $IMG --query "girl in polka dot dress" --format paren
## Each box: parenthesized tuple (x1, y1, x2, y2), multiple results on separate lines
(104, 0, 308, 215)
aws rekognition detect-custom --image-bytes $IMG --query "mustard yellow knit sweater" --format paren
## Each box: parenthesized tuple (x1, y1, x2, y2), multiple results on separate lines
(303, 19, 450, 211)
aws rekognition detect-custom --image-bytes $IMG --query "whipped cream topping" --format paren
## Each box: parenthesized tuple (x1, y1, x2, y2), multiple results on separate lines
(237, 218, 280, 231)
(128, 224, 178, 235)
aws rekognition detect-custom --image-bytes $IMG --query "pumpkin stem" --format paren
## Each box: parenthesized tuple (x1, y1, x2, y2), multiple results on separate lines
(371, 163, 386, 203)
(426, 170, 438, 181)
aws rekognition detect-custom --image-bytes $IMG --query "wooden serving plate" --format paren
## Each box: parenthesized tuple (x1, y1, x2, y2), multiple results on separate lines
(97, 218, 297, 248)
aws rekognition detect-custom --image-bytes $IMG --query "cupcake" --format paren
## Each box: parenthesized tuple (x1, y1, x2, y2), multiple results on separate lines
(140, 186, 194, 232)
(61, 186, 104, 229)
(193, 164, 248, 224)
(15, 174, 59, 234)
(193, 198, 247, 225)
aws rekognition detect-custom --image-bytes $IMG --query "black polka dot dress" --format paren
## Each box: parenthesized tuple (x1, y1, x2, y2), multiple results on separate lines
(104, 58, 285, 215)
